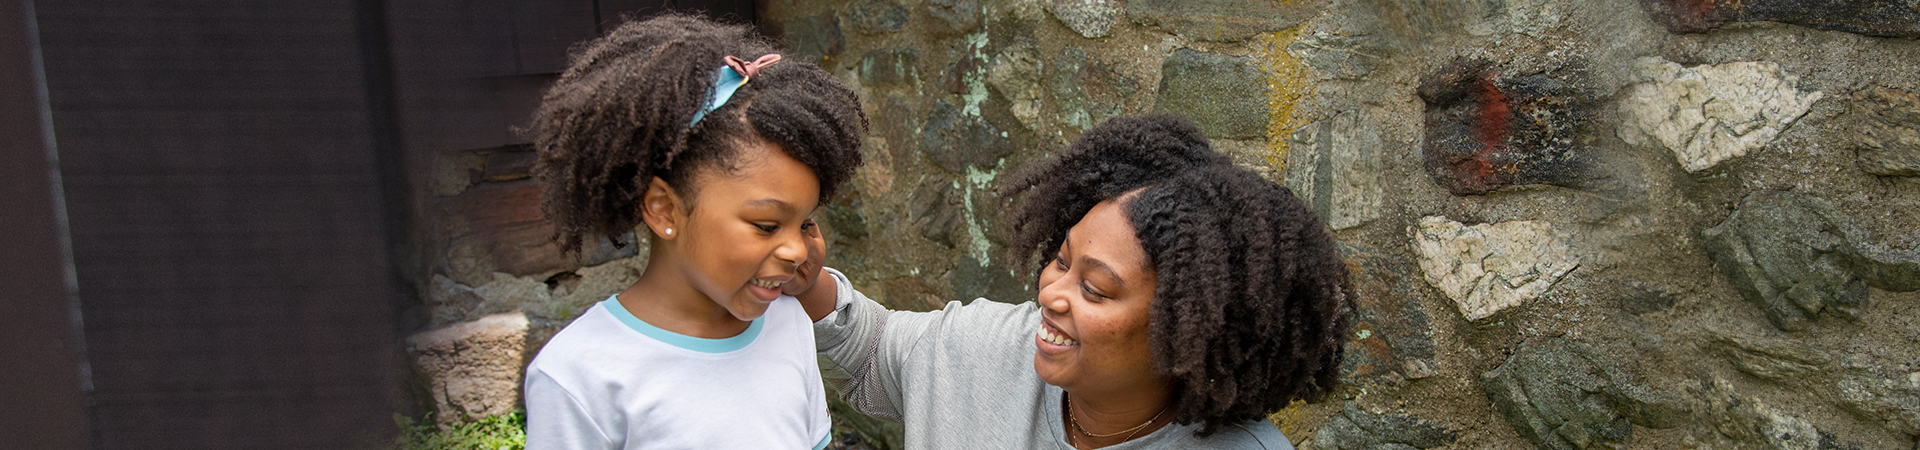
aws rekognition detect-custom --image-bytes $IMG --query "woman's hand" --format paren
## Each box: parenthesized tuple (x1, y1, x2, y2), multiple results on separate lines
(783, 219, 837, 322)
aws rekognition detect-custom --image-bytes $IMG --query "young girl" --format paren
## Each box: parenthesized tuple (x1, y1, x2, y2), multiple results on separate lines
(521, 13, 864, 449)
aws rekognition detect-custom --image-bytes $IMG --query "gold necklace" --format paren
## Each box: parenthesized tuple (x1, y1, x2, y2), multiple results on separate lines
(1065, 392, 1169, 441)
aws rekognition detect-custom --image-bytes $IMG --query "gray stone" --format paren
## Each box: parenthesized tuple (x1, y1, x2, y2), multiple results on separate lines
(781, 12, 845, 64)
(857, 48, 919, 87)
(924, 0, 981, 35)
(1711, 332, 1833, 382)
(908, 179, 966, 249)
(1153, 49, 1269, 139)
(1127, 0, 1326, 42)
(1046, 0, 1121, 38)
(405, 312, 531, 425)
(1335, 243, 1436, 383)
(1314, 402, 1458, 450)
(1617, 57, 1824, 173)
(1837, 373, 1920, 436)
(1703, 191, 1868, 331)
(1411, 216, 1580, 322)
(1050, 47, 1144, 131)
(1852, 86, 1920, 177)
(987, 43, 1045, 130)
(1641, 0, 1920, 39)
(1482, 338, 1685, 450)
(1617, 281, 1678, 315)
(920, 99, 1014, 173)
(843, 0, 909, 35)
(1287, 31, 1381, 80)
(1286, 112, 1383, 231)
(1690, 376, 1863, 450)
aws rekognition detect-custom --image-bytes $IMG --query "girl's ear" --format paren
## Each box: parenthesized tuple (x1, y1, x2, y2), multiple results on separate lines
(640, 177, 684, 241)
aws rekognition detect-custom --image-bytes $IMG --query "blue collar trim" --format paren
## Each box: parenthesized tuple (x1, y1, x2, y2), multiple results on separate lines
(601, 296, 762, 353)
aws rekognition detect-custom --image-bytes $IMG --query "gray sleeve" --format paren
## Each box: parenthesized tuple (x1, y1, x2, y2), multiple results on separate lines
(812, 267, 909, 420)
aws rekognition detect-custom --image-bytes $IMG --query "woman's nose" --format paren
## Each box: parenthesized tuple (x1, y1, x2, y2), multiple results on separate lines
(1039, 278, 1071, 313)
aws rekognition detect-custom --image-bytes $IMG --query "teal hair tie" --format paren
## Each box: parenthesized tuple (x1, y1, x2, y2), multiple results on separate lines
(688, 53, 782, 126)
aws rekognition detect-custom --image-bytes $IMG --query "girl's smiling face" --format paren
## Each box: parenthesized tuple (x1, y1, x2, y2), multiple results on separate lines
(1032, 198, 1163, 394)
(663, 140, 820, 322)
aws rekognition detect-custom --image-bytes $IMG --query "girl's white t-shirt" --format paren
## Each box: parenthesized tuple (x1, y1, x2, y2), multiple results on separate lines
(525, 295, 830, 450)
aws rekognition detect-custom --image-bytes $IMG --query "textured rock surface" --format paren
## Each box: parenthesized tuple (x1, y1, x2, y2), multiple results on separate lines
(1702, 191, 1882, 331)
(780, 12, 844, 64)
(987, 43, 1045, 130)
(1418, 59, 1597, 195)
(1314, 402, 1457, 450)
(1154, 49, 1268, 139)
(1483, 338, 1687, 450)
(856, 48, 918, 87)
(1412, 216, 1580, 321)
(923, 0, 980, 35)
(1710, 331, 1833, 382)
(1050, 47, 1144, 132)
(436, 180, 636, 285)
(406, 312, 531, 425)
(1288, 30, 1381, 80)
(1617, 57, 1824, 173)
(1689, 376, 1865, 450)
(920, 99, 1015, 173)
(1851, 86, 1920, 177)
(1286, 112, 1383, 230)
(1837, 372, 1920, 437)
(426, 255, 645, 328)
(1045, 0, 1120, 38)
(1641, 0, 1920, 39)
(1337, 244, 1436, 382)
(1127, 0, 1325, 42)
(843, 0, 908, 35)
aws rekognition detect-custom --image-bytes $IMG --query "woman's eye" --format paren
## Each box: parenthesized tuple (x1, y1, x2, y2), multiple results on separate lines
(755, 223, 779, 233)
(1080, 282, 1106, 300)
(1051, 255, 1068, 270)
(799, 220, 818, 235)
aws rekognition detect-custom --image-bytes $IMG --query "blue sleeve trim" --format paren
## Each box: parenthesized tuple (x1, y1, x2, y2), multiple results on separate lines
(813, 432, 832, 450)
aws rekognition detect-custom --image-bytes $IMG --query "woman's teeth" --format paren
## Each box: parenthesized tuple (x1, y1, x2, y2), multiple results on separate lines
(1039, 325, 1078, 346)
(750, 278, 781, 289)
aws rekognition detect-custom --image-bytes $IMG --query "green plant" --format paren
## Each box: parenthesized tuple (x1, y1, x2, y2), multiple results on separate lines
(393, 410, 526, 450)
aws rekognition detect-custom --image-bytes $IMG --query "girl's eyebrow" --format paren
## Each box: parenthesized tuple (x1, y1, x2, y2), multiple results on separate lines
(745, 198, 796, 213)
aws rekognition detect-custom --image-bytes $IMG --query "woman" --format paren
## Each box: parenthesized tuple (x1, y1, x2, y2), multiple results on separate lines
(792, 115, 1351, 449)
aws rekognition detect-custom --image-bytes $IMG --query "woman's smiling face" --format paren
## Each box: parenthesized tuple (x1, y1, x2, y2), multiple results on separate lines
(1032, 197, 1162, 394)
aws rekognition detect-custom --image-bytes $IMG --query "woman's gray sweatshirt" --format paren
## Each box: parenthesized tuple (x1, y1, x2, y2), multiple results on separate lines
(813, 268, 1296, 449)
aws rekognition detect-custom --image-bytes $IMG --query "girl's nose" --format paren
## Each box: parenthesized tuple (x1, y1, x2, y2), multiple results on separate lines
(773, 229, 806, 267)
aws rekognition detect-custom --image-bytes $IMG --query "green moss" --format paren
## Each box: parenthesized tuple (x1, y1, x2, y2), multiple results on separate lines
(393, 410, 526, 450)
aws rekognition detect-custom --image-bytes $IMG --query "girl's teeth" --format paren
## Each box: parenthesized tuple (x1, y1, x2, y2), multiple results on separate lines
(1038, 326, 1078, 346)
(752, 279, 779, 289)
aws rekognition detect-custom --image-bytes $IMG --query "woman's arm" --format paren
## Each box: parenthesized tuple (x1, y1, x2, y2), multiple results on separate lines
(810, 267, 905, 420)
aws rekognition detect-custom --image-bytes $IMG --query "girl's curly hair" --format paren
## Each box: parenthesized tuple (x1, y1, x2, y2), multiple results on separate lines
(529, 13, 866, 252)
(1002, 115, 1350, 436)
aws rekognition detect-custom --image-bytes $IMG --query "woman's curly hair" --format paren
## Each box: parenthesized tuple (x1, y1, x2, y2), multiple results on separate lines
(529, 13, 866, 252)
(1001, 115, 1351, 436)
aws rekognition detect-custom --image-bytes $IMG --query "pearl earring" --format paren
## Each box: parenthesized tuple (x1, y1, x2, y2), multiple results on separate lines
(664, 228, 674, 237)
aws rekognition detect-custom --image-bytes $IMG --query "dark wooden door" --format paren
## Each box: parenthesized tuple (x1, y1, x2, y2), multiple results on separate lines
(35, 2, 404, 448)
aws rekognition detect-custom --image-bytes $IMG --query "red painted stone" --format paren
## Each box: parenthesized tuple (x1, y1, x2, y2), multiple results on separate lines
(1418, 59, 1595, 195)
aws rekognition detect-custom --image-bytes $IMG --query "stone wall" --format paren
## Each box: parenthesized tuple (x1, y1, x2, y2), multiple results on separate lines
(755, 0, 1920, 448)
(396, 0, 1920, 447)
